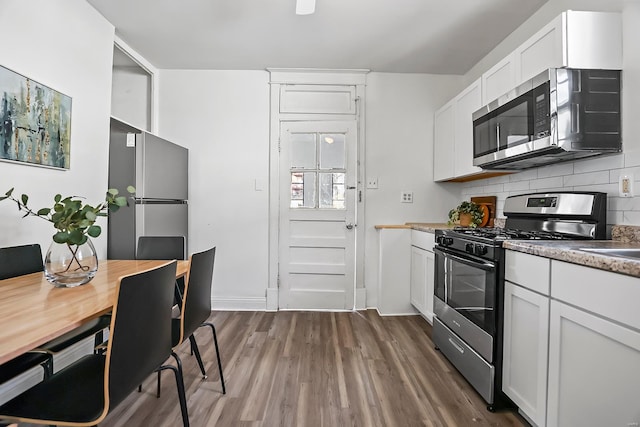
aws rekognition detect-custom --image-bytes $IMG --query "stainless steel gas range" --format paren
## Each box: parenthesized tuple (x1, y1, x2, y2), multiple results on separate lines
(432, 192, 607, 411)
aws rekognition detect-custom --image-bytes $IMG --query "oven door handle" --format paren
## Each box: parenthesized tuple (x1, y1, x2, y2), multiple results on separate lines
(435, 247, 495, 271)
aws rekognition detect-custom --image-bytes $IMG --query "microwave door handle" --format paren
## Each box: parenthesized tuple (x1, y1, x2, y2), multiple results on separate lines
(496, 122, 500, 150)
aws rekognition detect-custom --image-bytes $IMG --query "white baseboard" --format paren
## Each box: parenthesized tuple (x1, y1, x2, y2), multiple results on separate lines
(375, 308, 422, 317)
(212, 297, 266, 311)
(266, 288, 278, 311)
(355, 288, 367, 310)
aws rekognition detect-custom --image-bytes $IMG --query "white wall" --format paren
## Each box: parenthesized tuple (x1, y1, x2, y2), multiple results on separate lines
(157, 70, 270, 309)
(156, 70, 462, 309)
(0, 0, 115, 256)
(363, 72, 462, 307)
(458, 1, 640, 227)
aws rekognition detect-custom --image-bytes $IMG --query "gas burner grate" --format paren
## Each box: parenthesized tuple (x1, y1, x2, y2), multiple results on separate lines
(451, 227, 580, 241)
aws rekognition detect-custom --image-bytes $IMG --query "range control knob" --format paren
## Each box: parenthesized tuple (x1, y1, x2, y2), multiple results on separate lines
(474, 244, 488, 256)
(465, 243, 475, 254)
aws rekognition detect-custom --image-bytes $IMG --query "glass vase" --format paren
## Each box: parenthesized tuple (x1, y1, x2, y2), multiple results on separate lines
(44, 239, 98, 287)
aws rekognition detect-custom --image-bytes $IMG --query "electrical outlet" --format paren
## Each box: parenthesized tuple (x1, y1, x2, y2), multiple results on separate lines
(401, 191, 413, 203)
(367, 177, 378, 189)
(619, 174, 634, 198)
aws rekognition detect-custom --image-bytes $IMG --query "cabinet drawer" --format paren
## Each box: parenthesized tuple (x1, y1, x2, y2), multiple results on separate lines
(551, 260, 640, 330)
(433, 318, 495, 404)
(505, 250, 550, 295)
(411, 230, 435, 251)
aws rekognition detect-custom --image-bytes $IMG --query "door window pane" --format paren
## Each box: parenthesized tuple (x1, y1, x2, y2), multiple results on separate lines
(291, 133, 316, 169)
(291, 172, 316, 208)
(319, 172, 345, 209)
(319, 133, 345, 169)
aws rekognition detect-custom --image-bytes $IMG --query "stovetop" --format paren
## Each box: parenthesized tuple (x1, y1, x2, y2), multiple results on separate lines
(449, 227, 591, 242)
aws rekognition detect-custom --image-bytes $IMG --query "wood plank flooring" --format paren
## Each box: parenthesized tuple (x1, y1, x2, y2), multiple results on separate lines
(99, 310, 527, 427)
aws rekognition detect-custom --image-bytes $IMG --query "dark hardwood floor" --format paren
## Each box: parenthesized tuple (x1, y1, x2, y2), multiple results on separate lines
(98, 310, 527, 427)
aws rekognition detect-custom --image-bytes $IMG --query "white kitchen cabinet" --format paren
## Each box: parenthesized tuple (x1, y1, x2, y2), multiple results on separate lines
(515, 11, 622, 85)
(547, 300, 640, 427)
(433, 79, 482, 181)
(503, 250, 551, 427)
(482, 54, 517, 105)
(547, 259, 640, 427)
(502, 281, 549, 427)
(453, 79, 483, 178)
(433, 100, 455, 181)
(410, 230, 435, 323)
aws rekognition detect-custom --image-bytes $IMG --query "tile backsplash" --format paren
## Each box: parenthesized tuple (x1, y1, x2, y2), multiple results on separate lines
(462, 152, 640, 226)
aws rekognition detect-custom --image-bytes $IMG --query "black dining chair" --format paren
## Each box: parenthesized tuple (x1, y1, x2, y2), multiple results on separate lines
(137, 235, 186, 302)
(158, 247, 225, 396)
(0, 245, 54, 386)
(0, 260, 190, 427)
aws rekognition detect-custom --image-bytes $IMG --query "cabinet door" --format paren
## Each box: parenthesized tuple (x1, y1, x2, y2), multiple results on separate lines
(410, 246, 427, 314)
(424, 248, 434, 322)
(482, 55, 516, 104)
(515, 14, 563, 84)
(433, 100, 455, 181)
(502, 282, 549, 427)
(453, 79, 482, 177)
(410, 245, 435, 323)
(547, 301, 640, 427)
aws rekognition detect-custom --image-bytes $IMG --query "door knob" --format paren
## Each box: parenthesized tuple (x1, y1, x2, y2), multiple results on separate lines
(345, 223, 356, 230)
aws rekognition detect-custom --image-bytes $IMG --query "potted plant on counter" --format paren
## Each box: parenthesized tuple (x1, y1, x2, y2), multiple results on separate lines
(0, 186, 135, 287)
(448, 200, 484, 228)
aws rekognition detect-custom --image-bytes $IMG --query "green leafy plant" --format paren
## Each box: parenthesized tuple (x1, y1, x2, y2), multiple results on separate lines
(448, 201, 484, 228)
(0, 186, 136, 245)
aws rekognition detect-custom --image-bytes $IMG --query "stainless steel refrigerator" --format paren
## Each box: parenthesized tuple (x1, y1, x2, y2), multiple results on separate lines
(107, 118, 188, 259)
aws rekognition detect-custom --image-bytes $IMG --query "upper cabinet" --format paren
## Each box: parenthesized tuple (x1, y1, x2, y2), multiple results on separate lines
(515, 11, 622, 86)
(482, 54, 517, 106)
(433, 10, 622, 182)
(453, 79, 483, 178)
(433, 78, 483, 181)
(433, 99, 455, 181)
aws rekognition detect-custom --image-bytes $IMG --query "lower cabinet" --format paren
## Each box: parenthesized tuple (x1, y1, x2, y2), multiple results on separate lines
(502, 281, 549, 427)
(410, 230, 435, 323)
(546, 300, 640, 427)
(504, 251, 640, 427)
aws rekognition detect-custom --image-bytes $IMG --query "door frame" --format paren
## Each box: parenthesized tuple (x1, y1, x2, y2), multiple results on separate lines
(267, 69, 368, 311)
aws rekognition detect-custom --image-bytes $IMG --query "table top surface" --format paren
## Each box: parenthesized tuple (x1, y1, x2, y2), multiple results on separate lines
(0, 259, 189, 365)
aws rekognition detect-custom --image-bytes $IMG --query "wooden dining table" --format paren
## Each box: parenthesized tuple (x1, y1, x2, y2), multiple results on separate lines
(0, 259, 189, 365)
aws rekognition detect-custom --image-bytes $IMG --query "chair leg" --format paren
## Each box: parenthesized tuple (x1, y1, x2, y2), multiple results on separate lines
(157, 358, 190, 427)
(188, 335, 207, 379)
(157, 368, 162, 398)
(202, 322, 226, 394)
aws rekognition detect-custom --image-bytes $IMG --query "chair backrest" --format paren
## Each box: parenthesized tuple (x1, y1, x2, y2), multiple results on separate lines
(106, 260, 177, 409)
(0, 244, 43, 280)
(180, 247, 216, 343)
(136, 236, 185, 260)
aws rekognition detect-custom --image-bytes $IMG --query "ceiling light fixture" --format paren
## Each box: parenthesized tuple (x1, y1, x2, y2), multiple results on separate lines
(296, 0, 316, 15)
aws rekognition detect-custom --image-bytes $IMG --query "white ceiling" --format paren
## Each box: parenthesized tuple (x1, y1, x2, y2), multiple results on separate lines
(87, 0, 549, 74)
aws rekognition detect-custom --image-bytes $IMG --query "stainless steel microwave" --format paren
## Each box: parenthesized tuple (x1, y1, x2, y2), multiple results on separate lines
(472, 68, 621, 170)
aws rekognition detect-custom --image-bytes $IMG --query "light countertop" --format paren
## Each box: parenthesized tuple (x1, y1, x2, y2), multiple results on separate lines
(503, 240, 640, 278)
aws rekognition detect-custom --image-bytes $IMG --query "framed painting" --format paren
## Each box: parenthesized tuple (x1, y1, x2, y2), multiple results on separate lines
(0, 64, 72, 169)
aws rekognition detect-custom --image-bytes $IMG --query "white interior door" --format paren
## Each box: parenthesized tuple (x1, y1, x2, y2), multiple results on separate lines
(279, 120, 357, 310)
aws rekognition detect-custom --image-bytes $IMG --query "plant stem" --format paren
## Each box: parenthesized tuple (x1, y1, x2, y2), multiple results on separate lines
(62, 243, 90, 273)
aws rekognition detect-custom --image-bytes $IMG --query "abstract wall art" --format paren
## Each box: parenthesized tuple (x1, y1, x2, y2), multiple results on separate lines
(0, 64, 72, 169)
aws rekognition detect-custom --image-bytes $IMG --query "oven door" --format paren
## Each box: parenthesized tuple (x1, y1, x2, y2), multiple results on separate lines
(434, 246, 497, 362)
